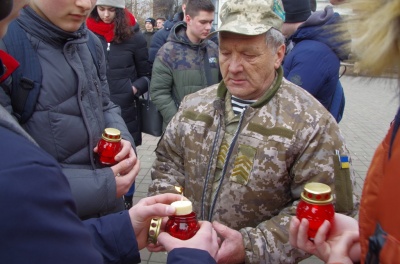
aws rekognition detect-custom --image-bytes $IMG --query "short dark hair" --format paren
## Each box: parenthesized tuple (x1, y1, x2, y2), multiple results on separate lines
(185, 0, 215, 18)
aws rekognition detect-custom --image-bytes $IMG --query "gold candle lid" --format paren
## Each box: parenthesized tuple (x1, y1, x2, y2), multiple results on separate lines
(300, 182, 333, 205)
(148, 218, 162, 244)
(102, 128, 121, 142)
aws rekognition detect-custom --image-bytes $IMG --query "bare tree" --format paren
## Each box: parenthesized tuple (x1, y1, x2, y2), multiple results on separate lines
(127, 0, 182, 23)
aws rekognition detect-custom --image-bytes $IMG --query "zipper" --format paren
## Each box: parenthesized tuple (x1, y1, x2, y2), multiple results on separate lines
(200, 112, 223, 220)
(207, 107, 248, 221)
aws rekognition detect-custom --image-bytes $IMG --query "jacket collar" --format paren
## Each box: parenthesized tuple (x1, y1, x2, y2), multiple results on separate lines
(217, 66, 283, 109)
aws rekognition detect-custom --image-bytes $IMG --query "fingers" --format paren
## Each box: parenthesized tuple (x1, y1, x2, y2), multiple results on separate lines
(313, 220, 332, 260)
(115, 139, 135, 161)
(289, 216, 300, 247)
(111, 155, 138, 176)
(295, 218, 318, 254)
(131, 203, 175, 222)
(138, 193, 184, 207)
(212, 220, 228, 238)
(157, 232, 181, 251)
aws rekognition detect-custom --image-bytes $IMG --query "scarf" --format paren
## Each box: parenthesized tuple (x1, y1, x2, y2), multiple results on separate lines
(87, 9, 136, 43)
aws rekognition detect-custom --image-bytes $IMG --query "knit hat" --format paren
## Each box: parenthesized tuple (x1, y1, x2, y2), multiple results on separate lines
(96, 0, 125, 9)
(282, 0, 312, 23)
(209, 0, 285, 37)
(145, 18, 156, 27)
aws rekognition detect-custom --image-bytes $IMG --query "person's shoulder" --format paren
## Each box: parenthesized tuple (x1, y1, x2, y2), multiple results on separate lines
(0, 125, 60, 170)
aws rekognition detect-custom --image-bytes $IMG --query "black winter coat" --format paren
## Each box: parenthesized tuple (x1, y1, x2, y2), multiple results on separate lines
(94, 24, 151, 146)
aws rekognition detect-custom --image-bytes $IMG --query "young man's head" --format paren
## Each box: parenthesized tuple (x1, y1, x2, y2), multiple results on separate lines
(156, 17, 165, 29)
(185, 0, 215, 43)
(29, 0, 96, 32)
(145, 17, 155, 32)
(281, 0, 311, 38)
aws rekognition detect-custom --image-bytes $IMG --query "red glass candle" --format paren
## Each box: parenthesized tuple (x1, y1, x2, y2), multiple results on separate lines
(296, 182, 335, 239)
(97, 128, 122, 166)
(165, 200, 200, 240)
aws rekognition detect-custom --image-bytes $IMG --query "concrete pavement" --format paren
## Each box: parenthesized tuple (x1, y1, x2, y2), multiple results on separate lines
(134, 75, 399, 263)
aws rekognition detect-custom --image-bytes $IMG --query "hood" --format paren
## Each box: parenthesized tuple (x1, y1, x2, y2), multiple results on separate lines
(167, 21, 208, 49)
(290, 5, 350, 60)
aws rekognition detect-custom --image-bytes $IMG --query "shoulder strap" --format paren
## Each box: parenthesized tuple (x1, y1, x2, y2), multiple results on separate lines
(2, 21, 42, 124)
(2, 25, 101, 124)
(87, 31, 100, 76)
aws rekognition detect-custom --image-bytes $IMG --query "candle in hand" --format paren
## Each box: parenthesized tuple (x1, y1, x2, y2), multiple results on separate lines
(165, 199, 199, 240)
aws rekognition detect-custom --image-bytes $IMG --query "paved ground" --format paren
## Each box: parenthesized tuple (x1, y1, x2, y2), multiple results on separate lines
(133, 75, 399, 263)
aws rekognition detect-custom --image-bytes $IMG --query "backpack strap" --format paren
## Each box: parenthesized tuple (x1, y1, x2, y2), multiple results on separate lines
(2, 22, 102, 124)
(2, 20, 42, 124)
(86, 31, 101, 77)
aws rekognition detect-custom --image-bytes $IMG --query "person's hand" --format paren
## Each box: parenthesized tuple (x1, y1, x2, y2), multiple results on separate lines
(111, 140, 138, 197)
(152, 221, 219, 259)
(93, 139, 139, 197)
(212, 221, 245, 264)
(132, 86, 138, 95)
(129, 193, 182, 249)
(289, 214, 361, 263)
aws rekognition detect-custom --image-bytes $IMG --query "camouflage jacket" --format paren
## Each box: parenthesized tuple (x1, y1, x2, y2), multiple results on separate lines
(149, 21, 220, 130)
(148, 67, 357, 263)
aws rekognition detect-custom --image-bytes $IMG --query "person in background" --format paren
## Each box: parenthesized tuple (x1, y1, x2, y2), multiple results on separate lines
(143, 17, 156, 49)
(148, 0, 188, 64)
(282, 0, 349, 123)
(156, 17, 166, 29)
(0, 1, 219, 264)
(148, 0, 218, 65)
(0, 0, 137, 219)
(290, 0, 400, 263)
(87, 0, 152, 209)
(150, 0, 220, 130)
(147, 0, 357, 262)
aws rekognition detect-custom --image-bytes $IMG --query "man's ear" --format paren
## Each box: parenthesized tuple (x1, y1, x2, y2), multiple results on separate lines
(275, 44, 286, 69)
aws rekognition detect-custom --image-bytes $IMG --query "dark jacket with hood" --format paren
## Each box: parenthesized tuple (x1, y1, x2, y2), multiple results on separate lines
(149, 21, 220, 130)
(148, 11, 219, 64)
(87, 11, 151, 146)
(283, 6, 349, 115)
(0, 6, 135, 219)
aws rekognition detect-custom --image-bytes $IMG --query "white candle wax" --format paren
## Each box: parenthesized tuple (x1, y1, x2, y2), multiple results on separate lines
(170, 200, 193, 215)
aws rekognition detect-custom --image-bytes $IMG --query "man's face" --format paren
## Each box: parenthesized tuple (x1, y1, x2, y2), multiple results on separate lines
(219, 32, 285, 100)
(30, 0, 96, 32)
(186, 10, 214, 43)
(156, 19, 164, 29)
(145, 21, 153, 32)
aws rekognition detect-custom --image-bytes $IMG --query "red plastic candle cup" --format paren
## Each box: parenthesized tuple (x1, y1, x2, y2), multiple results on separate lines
(97, 128, 122, 166)
(296, 182, 335, 239)
(165, 200, 200, 240)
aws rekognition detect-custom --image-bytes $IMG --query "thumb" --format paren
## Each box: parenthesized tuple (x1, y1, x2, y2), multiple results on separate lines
(130, 203, 175, 224)
(157, 232, 179, 250)
(212, 221, 228, 237)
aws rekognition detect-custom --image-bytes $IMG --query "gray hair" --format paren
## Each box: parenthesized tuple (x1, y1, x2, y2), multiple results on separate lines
(266, 28, 285, 53)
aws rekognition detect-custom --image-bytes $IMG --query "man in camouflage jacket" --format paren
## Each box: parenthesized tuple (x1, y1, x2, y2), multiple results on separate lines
(148, 0, 358, 263)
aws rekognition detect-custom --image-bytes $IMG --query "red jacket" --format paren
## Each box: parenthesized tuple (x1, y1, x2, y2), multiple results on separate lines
(359, 112, 400, 263)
